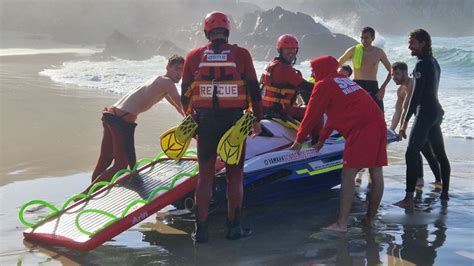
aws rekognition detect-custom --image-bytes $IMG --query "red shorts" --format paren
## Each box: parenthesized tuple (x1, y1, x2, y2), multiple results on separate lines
(343, 122, 388, 168)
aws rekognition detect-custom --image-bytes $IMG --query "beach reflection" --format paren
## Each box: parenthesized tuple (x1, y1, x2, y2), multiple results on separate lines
(11, 180, 473, 266)
(387, 190, 448, 265)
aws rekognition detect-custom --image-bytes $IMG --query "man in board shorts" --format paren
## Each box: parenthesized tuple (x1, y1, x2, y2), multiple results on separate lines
(291, 55, 387, 232)
(90, 55, 185, 187)
(338, 27, 391, 112)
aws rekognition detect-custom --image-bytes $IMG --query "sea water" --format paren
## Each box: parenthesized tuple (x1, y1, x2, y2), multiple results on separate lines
(37, 35, 473, 138)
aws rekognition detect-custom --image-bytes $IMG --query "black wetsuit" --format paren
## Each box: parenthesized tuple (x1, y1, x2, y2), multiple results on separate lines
(418, 142, 442, 183)
(404, 55, 450, 193)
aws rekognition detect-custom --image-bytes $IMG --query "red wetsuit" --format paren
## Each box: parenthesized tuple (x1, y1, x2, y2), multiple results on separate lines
(181, 41, 262, 222)
(296, 56, 387, 168)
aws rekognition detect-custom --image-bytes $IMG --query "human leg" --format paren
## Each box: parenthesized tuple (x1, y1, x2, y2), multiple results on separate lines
(195, 155, 217, 223)
(366, 167, 384, 226)
(225, 164, 244, 221)
(428, 123, 450, 199)
(192, 155, 216, 243)
(91, 121, 114, 181)
(395, 116, 432, 208)
(224, 148, 251, 240)
(124, 123, 137, 170)
(421, 141, 442, 184)
(192, 109, 243, 242)
(416, 152, 425, 188)
(192, 120, 219, 243)
(323, 167, 360, 232)
(91, 123, 129, 184)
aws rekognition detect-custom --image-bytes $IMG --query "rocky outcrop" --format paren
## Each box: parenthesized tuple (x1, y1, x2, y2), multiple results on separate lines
(96, 30, 185, 60)
(238, 7, 357, 61)
(256, 0, 473, 37)
(98, 6, 357, 61)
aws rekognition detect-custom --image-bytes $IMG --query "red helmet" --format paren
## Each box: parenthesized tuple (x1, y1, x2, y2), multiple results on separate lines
(276, 34, 299, 50)
(204, 11, 230, 32)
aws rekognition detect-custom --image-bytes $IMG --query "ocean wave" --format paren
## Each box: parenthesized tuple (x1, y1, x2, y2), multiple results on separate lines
(0, 48, 99, 56)
(37, 36, 473, 138)
(39, 55, 169, 94)
(433, 46, 473, 68)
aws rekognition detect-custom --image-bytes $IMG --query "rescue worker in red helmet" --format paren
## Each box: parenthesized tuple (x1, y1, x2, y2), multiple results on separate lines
(260, 34, 321, 141)
(181, 11, 263, 243)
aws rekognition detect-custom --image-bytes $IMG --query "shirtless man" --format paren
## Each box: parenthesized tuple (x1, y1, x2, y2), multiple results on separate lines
(90, 54, 185, 186)
(390, 62, 442, 188)
(338, 27, 391, 111)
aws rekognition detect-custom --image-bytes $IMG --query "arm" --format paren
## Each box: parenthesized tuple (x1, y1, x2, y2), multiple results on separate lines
(403, 61, 426, 126)
(398, 80, 414, 138)
(337, 46, 354, 66)
(376, 49, 392, 100)
(390, 89, 404, 130)
(165, 84, 185, 116)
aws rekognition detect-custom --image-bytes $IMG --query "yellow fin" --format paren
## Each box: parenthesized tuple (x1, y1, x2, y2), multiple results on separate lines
(217, 111, 256, 165)
(160, 115, 197, 160)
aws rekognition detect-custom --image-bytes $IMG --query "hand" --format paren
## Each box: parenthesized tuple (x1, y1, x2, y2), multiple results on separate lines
(289, 141, 303, 150)
(399, 121, 408, 139)
(313, 141, 324, 152)
(375, 86, 386, 101)
(251, 121, 262, 137)
(399, 129, 407, 139)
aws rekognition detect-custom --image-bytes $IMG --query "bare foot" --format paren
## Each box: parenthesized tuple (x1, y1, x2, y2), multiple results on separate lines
(430, 181, 443, 189)
(440, 191, 450, 200)
(322, 222, 347, 233)
(416, 178, 424, 187)
(393, 198, 414, 208)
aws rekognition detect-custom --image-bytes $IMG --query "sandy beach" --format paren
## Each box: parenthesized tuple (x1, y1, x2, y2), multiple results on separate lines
(0, 53, 183, 185)
(0, 53, 473, 265)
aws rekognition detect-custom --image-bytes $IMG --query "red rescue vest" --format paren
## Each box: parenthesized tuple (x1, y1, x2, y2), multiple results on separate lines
(260, 59, 298, 109)
(188, 44, 247, 109)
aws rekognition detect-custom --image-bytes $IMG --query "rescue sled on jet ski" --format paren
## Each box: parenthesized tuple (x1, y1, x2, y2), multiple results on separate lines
(18, 113, 396, 251)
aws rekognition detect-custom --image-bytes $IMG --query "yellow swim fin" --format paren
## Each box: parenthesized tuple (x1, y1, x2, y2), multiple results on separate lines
(272, 118, 300, 131)
(160, 115, 197, 160)
(217, 111, 256, 165)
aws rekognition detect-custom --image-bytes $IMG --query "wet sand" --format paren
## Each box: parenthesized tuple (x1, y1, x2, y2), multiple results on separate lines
(0, 53, 183, 185)
(0, 53, 473, 265)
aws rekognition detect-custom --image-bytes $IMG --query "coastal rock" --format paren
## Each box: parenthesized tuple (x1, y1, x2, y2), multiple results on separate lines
(99, 7, 357, 61)
(97, 30, 186, 60)
(239, 6, 357, 61)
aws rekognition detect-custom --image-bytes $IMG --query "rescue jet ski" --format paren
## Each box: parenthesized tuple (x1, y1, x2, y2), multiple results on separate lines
(173, 119, 398, 210)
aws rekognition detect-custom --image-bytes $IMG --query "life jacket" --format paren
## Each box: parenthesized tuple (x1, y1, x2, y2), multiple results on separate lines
(260, 58, 299, 110)
(188, 43, 247, 109)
